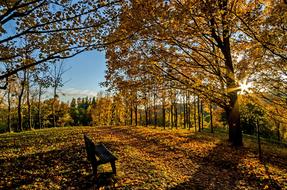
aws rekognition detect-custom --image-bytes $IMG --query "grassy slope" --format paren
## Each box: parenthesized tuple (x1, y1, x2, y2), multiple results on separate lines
(0, 126, 286, 190)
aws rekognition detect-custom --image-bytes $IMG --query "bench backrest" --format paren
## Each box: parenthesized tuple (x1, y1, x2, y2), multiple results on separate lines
(94, 143, 117, 162)
(84, 134, 117, 163)
(84, 134, 97, 162)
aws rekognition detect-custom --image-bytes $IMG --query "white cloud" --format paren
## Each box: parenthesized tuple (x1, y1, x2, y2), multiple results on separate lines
(59, 88, 99, 97)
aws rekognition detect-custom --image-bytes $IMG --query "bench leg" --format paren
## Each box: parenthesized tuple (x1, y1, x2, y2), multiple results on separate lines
(111, 161, 116, 175)
(91, 162, 98, 177)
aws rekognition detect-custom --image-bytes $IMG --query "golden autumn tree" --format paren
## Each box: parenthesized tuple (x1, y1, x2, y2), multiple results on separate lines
(103, 0, 287, 146)
(0, 0, 120, 87)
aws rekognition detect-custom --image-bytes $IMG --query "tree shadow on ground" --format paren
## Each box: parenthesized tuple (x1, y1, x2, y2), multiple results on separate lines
(167, 142, 245, 190)
(167, 142, 283, 190)
(0, 145, 97, 189)
(109, 127, 283, 189)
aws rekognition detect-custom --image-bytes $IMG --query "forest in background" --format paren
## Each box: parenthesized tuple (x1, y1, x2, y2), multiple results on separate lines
(0, 87, 286, 144)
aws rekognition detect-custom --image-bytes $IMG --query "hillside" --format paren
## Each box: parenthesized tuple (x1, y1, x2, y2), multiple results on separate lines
(0, 126, 286, 189)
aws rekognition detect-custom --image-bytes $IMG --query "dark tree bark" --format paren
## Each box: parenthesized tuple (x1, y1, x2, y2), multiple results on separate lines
(187, 94, 191, 130)
(194, 96, 197, 132)
(162, 96, 166, 129)
(175, 103, 178, 129)
(277, 122, 281, 142)
(210, 102, 213, 133)
(219, 0, 242, 146)
(171, 103, 174, 129)
(37, 84, 42, 129)
(7, 84, 12, 132)
(201, 101, 204, 130)
(17, 70, 27, 132)
(145, 104, 148, 127)
(197, 96, 201, 132)
(130, 106, 133, 126)
(52, 85, 57, 128)
(135, 104, 137, 126)
(26, 71, 32, 130)
(153, 92, 157, 127)
(183, 94, 187, 129)
(256, 119, 262, 161)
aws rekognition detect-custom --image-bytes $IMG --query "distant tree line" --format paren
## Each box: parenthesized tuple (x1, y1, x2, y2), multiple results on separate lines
(0, 87, 286, 143)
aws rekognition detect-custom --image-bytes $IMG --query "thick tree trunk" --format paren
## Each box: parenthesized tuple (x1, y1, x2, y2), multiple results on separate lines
(221, 0, 242, 146)
(225, 93, 242, 146)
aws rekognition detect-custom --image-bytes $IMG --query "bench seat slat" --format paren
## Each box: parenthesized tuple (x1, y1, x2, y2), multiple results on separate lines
(95, 144, 117, 162)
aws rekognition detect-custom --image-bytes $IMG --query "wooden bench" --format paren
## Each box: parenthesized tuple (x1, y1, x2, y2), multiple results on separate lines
(84, 134, 117, 177)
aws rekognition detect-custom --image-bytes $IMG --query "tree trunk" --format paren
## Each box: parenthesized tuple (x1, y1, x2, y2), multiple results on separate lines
(52, 85, 57, 127)
(26, 71, 32, 130)
(256, 119, 262, 161)
(162, 96, 166, 129)
(194, 96, 197, 132)
(197, 96, 201, 132)
(145, 104, 148, 127)
(277, 122, 281, 142)
(183, 95, 186, 129)
(135, 104, 137, 126)
(175, 103, 178, 129)
(201, 101, 204, 130)
(187, 94, 191, 130)
(139, 110, 142, 126)
(210, 102, 213, 133)
(17, 72, 26, 132)
(222, 0, 242, 146)
(153, 93, 157, 127)
(225, 95, 242, 146)
(7, 84, 12, 132)
(38, 84, 42, 129)
(148, 105, 151, 126)
(171, 103, 174, 128)
(130, 106, 133, 126)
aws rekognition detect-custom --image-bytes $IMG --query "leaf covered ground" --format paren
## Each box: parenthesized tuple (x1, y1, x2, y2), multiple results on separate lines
(0, 126, 286, 189)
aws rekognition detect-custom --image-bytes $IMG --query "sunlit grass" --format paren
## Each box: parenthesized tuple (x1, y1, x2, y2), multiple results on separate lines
(0, 126, 286, 189)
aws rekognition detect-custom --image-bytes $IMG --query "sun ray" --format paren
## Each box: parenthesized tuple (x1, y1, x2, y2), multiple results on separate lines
(239, 80, 252, 94)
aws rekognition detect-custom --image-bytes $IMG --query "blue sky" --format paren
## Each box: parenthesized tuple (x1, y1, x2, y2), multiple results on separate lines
(55, 50, 107, 101)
